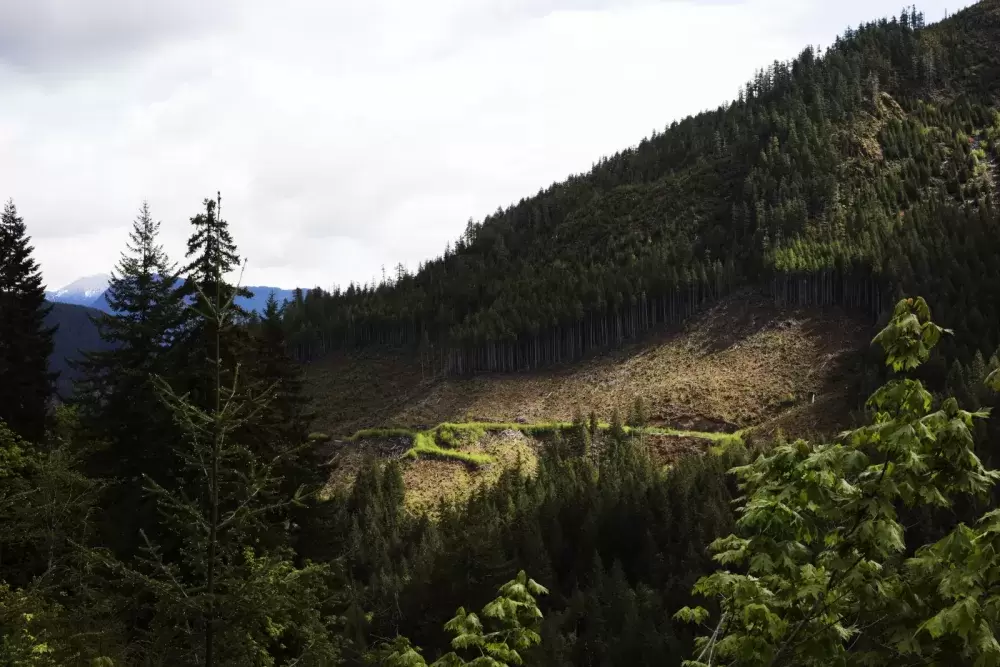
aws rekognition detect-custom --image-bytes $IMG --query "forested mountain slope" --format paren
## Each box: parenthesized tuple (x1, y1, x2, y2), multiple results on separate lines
(307, 290, 871, 439)
(45, 301, 111, 399)
(309, 290, 873, 511)
(284, 1, 1000, 382)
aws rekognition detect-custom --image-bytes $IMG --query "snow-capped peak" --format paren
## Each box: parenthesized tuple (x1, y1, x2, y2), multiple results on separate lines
(49, 274, 111, 300)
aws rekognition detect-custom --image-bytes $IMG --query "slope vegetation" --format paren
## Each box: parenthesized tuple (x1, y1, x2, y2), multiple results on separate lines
(285, 2, 1000, 377)
(307, 290, 872, 508)
(307, 290, 870, 438)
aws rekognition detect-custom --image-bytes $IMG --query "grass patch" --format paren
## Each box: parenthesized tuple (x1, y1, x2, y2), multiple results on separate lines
(642, 426, 744, 442)
(405, 435, 494, 467)
(433, 423, 486, 448)
(348, 427, 415, 442)
(345, 420, 742, 471)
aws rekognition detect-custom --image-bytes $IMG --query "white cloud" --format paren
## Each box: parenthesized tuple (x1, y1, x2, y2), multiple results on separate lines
(0, 0, 974, 291)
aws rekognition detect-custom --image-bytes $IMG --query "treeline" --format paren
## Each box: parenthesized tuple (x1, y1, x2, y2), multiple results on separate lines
(279, 4, 1000, 375)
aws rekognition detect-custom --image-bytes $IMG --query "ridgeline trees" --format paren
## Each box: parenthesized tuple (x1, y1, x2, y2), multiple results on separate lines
(280, 3, 1000, 376)
(0, 199, 55, 442)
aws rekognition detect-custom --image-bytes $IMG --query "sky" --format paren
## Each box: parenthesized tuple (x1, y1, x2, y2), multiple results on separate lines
(0, 0, 976, 292)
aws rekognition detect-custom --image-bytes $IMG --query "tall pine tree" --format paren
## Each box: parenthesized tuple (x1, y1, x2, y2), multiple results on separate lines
(74, 201, 186, 557)
(108, 237, 343, 666)
(0, 199, 55, 442)
(244, 294, 320, 485)
(175, 194, 253, 411)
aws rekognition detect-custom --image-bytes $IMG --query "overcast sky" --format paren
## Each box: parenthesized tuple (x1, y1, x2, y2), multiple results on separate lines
(0, 0, 974, 291)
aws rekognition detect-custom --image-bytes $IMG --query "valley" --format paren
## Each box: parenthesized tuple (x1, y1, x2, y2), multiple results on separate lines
(5, 2, 1000, 664)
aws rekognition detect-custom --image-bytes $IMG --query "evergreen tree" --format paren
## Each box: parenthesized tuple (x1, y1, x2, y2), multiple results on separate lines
(104, 246, 342, 666)
(175, 194, 253, 412)
(243, 292, 329, 551)
(0, 408, 125, 663)
(0, 199, 55, 442)
(74, 201, 186, 556)
(627, 396, 648, 428)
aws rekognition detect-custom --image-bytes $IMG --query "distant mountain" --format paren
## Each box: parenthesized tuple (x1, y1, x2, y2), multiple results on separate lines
(49, 274, 303, 315)
(45, 301, 113, 400)
(46, 274, 111, 308)
(237, 286, 303, 314)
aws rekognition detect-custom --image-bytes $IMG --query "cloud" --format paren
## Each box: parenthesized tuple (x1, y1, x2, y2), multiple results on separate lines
(0, 0, 974, 290)
(0, 0, 231, 72)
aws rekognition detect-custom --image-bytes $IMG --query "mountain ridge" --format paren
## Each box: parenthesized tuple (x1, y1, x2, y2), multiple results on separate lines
(47, 273, 306, 315)
(280, 1, 1000, 378)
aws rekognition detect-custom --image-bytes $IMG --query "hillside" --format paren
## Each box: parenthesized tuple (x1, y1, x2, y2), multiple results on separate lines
(46, 301, 111, 399)
(293, 1, 1000, 511)
(283, 1, 1000, 379)
(10, 4, 1000, 665)
(307, 290, 873, 509)
(307, 291, 871, 437)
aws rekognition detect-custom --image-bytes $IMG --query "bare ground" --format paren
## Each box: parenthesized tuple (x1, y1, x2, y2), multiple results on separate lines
(306, 290, 872, 439)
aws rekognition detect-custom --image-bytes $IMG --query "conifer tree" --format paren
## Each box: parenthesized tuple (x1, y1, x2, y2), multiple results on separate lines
(74, 201, 186, 556)
(0, 199, 55, 442)
(242, 292, 328, 549)
(0, 408, 125, 663)
(107, 247, 342, 666)
(245, 293, 314, 461)
(175, 194, 253, 411)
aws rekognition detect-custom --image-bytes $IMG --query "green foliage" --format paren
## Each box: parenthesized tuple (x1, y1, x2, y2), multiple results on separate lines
(677, 297, 1000, 665)
(434, 424, 487, 450)
(406, 433, 494, 467)
(371, 571, 548, 667)
(627, 397, 649, 429)
(72, 201, 186, 558)
(0, 199, 55, 443)
(871, 296, 948, 371)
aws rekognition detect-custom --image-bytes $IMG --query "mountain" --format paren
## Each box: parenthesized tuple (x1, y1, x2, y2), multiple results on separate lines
(44, 301, 112, 399)
(43, 277, 302, 397)
(284, 1, 1000, 383)
(294, 2, 1000, 476)
(49, 273, 303, 315)
(45, 274, 110, 307)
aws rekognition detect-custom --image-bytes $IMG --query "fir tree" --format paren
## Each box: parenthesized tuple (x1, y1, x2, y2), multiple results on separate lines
(0, 199, 55, 442)
(174, 194, 252, 411)
(105, 247, 342, 666)
(74, 201, 186, 557)
(242, 292, 327, 550)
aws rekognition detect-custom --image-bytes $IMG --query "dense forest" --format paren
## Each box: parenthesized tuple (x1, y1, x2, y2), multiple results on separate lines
(281, 1, 1000, 378)
(5, 2, 1000, 666)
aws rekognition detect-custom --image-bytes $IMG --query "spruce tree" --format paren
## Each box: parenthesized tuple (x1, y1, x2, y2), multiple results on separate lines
(0, 199, 55, 442)
(74, 201, 186, 557)
(175, 194, 252, 411)
(107, 244, 342, 666)
(181, 194, 251, 319)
